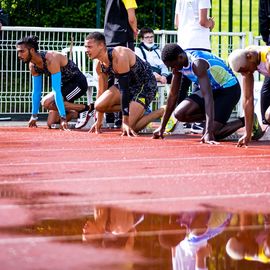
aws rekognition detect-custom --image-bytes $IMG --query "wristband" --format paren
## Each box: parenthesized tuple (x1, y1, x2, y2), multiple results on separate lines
(118, 72, 130, 116)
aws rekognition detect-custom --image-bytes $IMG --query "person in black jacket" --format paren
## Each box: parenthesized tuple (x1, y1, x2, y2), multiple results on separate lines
(104, 0, 138, 128)
(259, 0, 270, 125)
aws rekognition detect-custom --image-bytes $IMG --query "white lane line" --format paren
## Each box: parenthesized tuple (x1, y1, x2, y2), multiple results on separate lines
(0, 192, 269, 210)
(1, 144, 269, 153)
(1, 155, 270, 167)
(1, 169, 270, 185)
(0, 224, 266, 245)
(93, 192, 270, 205)
(0, 235, 81, 245)
(0, 145, 228, 153)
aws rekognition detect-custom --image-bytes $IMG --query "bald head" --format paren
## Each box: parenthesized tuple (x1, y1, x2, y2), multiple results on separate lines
(226, 237, 245, 260)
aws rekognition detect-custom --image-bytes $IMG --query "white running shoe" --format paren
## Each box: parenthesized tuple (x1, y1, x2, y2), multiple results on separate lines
(259, 125, 270, 141)
(81, 111, 96, 130)
(75, 110, 94, 129)
(223, 132, 242, 141)
(190, 122, 204, 134)
(169, 121, 185, 135)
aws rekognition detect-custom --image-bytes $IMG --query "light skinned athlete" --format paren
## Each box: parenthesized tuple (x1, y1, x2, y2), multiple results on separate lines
(16, 36, 93, 130)
(84, 32, 164, 136)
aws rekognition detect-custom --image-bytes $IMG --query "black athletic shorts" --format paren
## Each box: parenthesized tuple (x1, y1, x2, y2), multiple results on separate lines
(61, 73, 88, 102)
(188, 82, 241, 124)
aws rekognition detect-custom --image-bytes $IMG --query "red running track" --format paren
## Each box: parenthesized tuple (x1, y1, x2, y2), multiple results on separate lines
(0, 126, 270, 214)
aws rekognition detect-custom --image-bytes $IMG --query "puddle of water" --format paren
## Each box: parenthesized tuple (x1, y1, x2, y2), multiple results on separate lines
(0, 186, 270, 269)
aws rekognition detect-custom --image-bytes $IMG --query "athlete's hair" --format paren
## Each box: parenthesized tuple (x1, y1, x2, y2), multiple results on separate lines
(85, 32, 106, 45)
(228, 49, 248, 72)
(139, 26, 154, 39)
(16, 36, 39, 52)
(161, 43, 184, 63)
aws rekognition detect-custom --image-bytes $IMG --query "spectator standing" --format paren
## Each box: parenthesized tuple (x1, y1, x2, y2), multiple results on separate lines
(104, 0, 138, 128)
(174, 0, 214, 51)
(104, 0, 138, 50)
(174, 0, 215, 134)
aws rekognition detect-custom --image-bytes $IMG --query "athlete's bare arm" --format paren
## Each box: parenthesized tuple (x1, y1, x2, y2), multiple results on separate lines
(112, 47, 136, 73)
(91, 61, 109, 133)
(192, 59, 216, 144)
(237, 73, 254, 147)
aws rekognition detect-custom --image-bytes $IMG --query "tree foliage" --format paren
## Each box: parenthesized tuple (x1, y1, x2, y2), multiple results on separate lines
(0, 0, 176, 30)
(0, 0, 258, 34)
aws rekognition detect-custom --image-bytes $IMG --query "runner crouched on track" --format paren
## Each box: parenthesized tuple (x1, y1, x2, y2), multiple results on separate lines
(228, 46, 270, 147)
(16, 35, 94, 130)
(153, 43, 244, 144)
(84, 32, 165, 136)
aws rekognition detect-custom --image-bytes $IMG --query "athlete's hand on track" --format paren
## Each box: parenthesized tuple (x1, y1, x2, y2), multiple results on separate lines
(28, 118, 38, 128)
(121, 116, 137, 137)
(237, 134, 250, 148)
(200, 132, 219, 145)
(60, 119, 70, 131)
(89, 120, 102, 134)
(152, 126, 165, 139)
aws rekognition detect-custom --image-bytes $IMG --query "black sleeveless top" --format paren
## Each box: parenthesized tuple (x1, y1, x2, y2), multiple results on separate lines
(100, 48, 155, 89)
(33, 51, 83, 84)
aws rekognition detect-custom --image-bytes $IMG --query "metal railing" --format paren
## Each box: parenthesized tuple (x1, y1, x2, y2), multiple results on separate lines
(0, 26, 247, 117)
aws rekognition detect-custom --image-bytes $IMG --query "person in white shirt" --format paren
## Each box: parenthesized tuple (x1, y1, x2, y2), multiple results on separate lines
(174, 0, 215, 133)
(174, 0, 215, 51)
(135, 27, 172, 84)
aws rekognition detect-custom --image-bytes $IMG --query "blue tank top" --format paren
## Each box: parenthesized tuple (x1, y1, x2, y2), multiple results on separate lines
(180, 50, 238, 91)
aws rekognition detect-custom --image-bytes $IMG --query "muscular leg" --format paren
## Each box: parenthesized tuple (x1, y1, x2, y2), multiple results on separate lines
(129, 102, 165, 132)
(174, 98, 204, 123)
(265, 105, 270, 123)
(42, 93, 84, 127)
(261, 76, 270, 124)
(47, 110, 78, 128)
(42, 92, 88, 115)
(94, 85, 121, 113)
(212, 85, 242, 140)
(213, 119, 244, 140)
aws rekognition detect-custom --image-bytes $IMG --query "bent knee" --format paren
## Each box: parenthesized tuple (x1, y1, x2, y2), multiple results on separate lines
(47, 111, 59, 128)
(94, 102, 106, 113)
(174, 108, 186, 121)
(265, 109, 270, 124)
(42, 98, 54, 110)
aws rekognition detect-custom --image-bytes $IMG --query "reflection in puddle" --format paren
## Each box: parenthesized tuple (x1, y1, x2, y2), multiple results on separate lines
(0, 189, 269, 269)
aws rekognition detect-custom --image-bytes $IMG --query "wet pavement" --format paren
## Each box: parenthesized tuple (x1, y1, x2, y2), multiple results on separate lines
(0, 190, 270, 270)
(1, 123, 270, 269)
